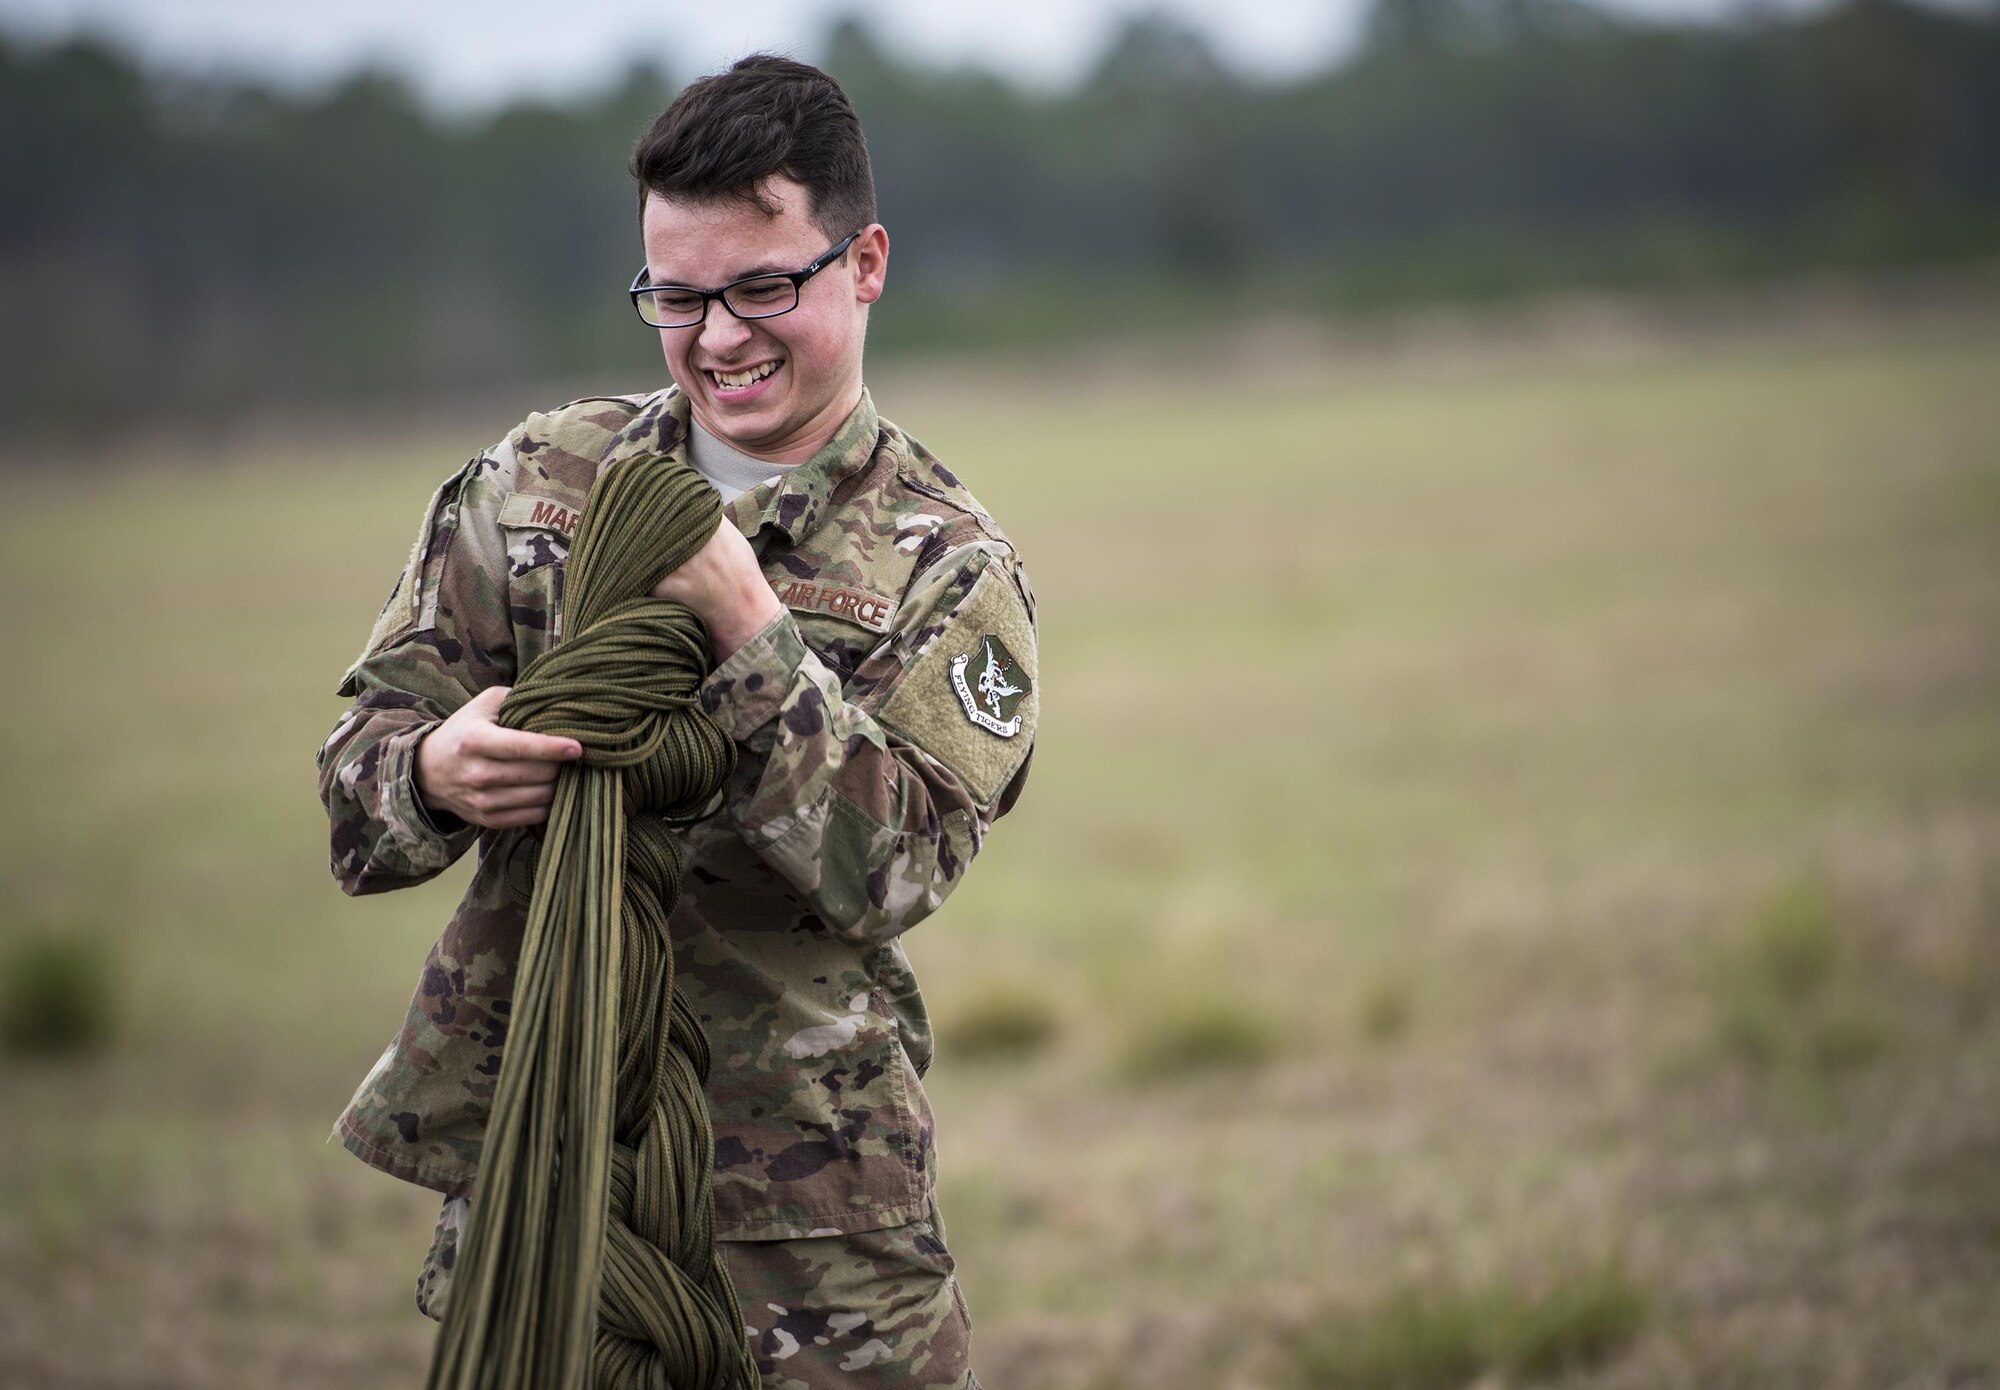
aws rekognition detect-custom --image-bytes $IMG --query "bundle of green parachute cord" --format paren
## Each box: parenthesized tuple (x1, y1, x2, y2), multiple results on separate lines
(426, 447, 760, 1390)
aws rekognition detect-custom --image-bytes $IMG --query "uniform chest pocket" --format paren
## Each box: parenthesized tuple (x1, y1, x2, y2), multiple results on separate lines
(786, 609, 883, 684)
(766, 565, 903, 687)
(507, 557, 566, 670)
(500, 494, 576, 666)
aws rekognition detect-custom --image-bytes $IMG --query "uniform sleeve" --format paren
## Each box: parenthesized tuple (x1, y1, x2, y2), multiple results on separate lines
(697, 540, 1039, 948)
(315, 449, 516, 896)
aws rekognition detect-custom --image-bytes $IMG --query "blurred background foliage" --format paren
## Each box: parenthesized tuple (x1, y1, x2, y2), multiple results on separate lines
(3, 0, 1997, 434)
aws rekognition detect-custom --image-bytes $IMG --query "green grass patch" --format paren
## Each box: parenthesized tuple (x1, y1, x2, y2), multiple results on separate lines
(1283, 1256, 1651, 1388)
(1710, 875, 1895, 1078)
(1, 927, 116, 1058)
(1120, 999, 1283, 1081)
(1357, 973, 1416, 1045)
(943, 984, 1061, 1062)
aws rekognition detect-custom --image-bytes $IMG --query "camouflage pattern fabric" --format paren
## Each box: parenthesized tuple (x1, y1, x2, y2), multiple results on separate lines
(416, 1194, 982, 1387)
(317, 384, 1038, 1243)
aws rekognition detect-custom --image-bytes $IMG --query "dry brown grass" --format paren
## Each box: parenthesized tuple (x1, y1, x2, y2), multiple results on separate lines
(3, 297, 1998, 1387)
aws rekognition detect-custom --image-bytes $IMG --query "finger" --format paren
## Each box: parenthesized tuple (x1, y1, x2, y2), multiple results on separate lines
(466, 685, 511, 713)
(481, 805, 550, 829)
(470, 784, 556, 815)
(464, 757, 563, 790)
(468, 723, 584, 763)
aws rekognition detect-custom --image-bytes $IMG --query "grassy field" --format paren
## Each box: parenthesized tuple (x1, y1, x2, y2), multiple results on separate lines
(3, 304, 1998, 1388)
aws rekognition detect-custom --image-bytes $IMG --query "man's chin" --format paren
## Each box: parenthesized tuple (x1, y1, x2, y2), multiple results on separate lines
(692, 397, 787, 454)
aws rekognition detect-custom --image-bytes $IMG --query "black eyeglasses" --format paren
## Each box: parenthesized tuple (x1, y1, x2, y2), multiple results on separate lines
(628, 232, 860, 328)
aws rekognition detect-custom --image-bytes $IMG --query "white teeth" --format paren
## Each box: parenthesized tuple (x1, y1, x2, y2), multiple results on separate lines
(711, 361, 779, 389)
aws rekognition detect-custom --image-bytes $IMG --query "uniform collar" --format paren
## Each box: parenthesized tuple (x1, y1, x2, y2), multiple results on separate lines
(596, 385, 881, 548)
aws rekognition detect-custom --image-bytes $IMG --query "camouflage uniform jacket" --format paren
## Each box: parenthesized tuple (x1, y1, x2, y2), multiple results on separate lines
(317, 384, 1038, 1241)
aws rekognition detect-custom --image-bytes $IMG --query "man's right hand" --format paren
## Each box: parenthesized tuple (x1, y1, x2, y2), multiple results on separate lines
(414, 685, 583, 829)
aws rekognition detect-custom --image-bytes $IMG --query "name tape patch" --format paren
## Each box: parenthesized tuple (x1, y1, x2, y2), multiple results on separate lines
(774, 579, 896, 634)
(498, 492, 580, 538)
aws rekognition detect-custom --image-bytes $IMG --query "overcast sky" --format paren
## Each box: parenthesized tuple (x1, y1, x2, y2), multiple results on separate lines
(3, 0, 1851, 111)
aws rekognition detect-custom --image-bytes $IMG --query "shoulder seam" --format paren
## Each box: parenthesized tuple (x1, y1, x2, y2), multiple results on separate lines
(883, 424, 1014, 548)
(503, 391, 654, 485)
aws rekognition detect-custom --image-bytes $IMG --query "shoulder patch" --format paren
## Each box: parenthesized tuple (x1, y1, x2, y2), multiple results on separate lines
(950, 634, 1030, 736)
(877, 560, 1038, 807)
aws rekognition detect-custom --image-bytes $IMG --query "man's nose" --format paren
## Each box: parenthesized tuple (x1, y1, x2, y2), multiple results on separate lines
(695, 298, 753, 356)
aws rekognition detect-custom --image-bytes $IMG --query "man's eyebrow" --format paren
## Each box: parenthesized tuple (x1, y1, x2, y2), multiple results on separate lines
(648, 259, 793, 288)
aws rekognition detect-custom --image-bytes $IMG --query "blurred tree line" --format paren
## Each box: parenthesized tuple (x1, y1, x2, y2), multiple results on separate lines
(2, 0, 1996, 433)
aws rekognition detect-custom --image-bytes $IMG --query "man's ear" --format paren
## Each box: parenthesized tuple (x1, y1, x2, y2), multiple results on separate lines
(853, 223, 889, 305)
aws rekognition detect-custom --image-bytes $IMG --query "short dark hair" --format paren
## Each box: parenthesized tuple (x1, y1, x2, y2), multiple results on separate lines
(630, 55, 876, 241)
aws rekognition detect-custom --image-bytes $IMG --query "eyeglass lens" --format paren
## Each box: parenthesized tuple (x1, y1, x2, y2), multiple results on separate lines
(638, 275, 799, 327)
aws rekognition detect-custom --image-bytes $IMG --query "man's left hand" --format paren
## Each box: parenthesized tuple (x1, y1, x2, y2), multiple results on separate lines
(650, 518, 783, 660)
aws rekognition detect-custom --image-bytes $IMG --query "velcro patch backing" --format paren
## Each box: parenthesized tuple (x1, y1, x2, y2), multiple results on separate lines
(878, 563, 1037, 808)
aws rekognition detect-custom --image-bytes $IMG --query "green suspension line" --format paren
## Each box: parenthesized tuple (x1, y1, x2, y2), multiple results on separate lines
(426, 448, 758, 1390)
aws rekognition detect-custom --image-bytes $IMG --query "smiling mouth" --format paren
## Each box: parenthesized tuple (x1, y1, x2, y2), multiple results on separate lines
(707, 360, 780, 390)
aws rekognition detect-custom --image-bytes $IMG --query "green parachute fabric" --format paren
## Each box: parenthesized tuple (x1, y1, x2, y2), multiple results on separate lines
(425, 448, 759, 1390)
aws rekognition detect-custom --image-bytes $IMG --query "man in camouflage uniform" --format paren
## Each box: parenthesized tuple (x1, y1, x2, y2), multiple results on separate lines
(315, 56, 1035, 1389)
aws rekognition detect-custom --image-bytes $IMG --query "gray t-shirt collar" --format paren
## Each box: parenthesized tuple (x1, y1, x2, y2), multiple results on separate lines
(687, 417, 792, 504)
